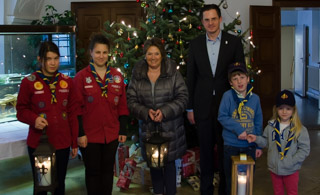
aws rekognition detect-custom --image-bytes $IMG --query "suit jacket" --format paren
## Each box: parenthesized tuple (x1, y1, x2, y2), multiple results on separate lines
(186, 31, 245, 120)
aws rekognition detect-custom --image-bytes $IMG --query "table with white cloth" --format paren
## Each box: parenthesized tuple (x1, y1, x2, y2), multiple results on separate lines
(0, 121, 28, 160)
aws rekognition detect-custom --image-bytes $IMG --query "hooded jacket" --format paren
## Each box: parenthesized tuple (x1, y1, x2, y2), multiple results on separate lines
(127, 58, 188, 162)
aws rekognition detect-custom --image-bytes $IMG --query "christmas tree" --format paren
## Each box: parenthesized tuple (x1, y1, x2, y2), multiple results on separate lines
(102, 0, 254, 84)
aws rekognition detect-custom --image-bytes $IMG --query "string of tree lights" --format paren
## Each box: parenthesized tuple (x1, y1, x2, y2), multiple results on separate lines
(102, 0, 260, 84)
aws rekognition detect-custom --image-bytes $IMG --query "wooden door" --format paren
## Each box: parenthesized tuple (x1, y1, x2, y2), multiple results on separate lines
(250, 6, 280, 126)
(71, 2, 144, 71)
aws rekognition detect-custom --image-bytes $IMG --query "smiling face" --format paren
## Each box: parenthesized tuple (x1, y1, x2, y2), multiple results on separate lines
(145, 46, 162, 69)
(229, 72, 250, 96)
(277, 105, 294, 123)
(90, 43, 109, 68)
(201, 9, 222, 37)
(39, 51, 60, 76)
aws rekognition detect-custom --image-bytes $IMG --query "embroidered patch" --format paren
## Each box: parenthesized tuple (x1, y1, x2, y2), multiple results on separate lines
(34, 81, 43, 90)
(59, 80, 68, 89)
(27, 75, 36, 81)
(62, 112, 67, 120)
(281, 93, 288, 99)
(38, 102, 45, 108)
(39, 113, 46, 119)
(113, 75, 121, 83)
(86, 77, 92, 84)
(62, 99, 68, 106)
(88, 96, 94, 103)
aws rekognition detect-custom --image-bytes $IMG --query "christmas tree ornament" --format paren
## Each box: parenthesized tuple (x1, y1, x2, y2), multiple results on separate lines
(136, 0, 140, 2)
(116, 43, 119, 48)
(117, 28, 123, 36)
(197, 25, 202, 30)
(176, 40, 179, 45)
(124, 79, 129, 85)
(163, 8, 166, 12)
(146, 4, 149, 8)
(161, 38, 165, 44)
(147, 36, 151, 40)
(180, 54, 183, 59)
(127, 32, 131, 41)
(135, 45, 139, 50)
(120, 52, 124, 58)
(179, 59, 186, 66)
(168, 5, 173, 13)
(236, 19, 242, 25)
(189, 23, 192, 29)
(167, 53, 171, 58)
(223, 1, 228, 9)
(237, 29, 242, 34)
(179, 39, 183, 45)
(124, 63, 129, 69)
(141, 2, 146, 7)
(152, 19, 156, 24)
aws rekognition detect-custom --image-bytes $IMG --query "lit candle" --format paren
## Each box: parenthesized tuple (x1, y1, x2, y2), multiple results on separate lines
(35, 157, 51, 186)
(152, 150, 163, 167)
(237, 172, 246, 195)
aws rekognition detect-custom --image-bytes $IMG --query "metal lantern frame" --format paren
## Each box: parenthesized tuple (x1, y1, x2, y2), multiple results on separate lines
(143, 123, 169, 169)
(33, 128, 57, 194)
(231, 155, 255, 195)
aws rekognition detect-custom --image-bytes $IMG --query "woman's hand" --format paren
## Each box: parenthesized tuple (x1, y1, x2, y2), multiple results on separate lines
(77, 135, 88, 148)
(154, 109, 163, 122)
(247, 134, 257, 143)
(35, 116, 48, 130)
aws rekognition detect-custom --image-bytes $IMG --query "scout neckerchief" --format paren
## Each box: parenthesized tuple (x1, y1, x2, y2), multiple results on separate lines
(231, 84, 253, 119)
(274, 118, 295, 160)
(89, 60, 111, 98)
(36, 69, 60, 104)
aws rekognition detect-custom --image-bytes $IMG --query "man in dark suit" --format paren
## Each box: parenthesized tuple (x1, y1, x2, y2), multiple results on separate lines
(186, 4, 245, 195)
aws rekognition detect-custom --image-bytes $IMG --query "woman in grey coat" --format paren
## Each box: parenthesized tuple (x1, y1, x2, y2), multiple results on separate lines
(127, 37, 188, 195)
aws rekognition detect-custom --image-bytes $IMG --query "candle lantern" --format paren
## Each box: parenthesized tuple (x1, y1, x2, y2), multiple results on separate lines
(231, 154, 255, 195)
(143, 123, 169, 169)
(33, 128, 57, 194)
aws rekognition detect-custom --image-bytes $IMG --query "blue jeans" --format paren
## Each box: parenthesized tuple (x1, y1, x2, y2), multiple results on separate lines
(223, 145, 256, 195)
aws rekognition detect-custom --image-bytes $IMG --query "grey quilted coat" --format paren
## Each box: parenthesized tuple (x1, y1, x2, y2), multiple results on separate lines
(126, 58, 188, 162)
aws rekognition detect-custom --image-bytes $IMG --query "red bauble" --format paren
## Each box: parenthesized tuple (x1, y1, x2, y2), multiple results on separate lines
(178, 28, 182, 32)
(189, 9, 192, 13)
(120, 52, 124, 58)
(127, 37, 131, 41)
(197, 26, 202, 30)
(176, 41, 179, 45)
(136, 0, 140, 2)
(162, 8, 166, 12)
(161, 39, 165, 44)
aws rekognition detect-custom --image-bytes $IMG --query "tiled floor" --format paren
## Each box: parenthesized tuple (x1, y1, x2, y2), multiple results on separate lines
(0, 95, 319, 195)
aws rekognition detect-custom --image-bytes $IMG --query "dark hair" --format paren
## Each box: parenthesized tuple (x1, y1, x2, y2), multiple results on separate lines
(228, 71, 248, 81)
(88, 32, 110, 51)
(200, 4, 221, 20)
(38, 41, 60, 61)
(143, 37, 166, 58)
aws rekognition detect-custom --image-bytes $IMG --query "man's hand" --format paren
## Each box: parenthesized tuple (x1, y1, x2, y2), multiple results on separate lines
(247, 134, 257, 143)
(77, 135, 88, 148)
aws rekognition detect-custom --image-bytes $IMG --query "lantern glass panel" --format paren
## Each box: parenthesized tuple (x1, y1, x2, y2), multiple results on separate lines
(35, 155, 55, 186)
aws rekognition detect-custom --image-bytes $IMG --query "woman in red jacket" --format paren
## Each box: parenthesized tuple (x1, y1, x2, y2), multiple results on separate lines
(73, 33, 129, 195)
(16, 41, 79, 195)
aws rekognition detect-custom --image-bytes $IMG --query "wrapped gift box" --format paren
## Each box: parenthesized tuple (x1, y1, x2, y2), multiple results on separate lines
(181, 147, 200, 178)
(131, 161, 152, 186)
(116, 158, 137, 190)
(114, 144, 129, 176)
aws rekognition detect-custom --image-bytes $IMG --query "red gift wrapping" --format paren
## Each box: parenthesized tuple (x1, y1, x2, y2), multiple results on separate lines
(181, 147, 200, 178)
(116, 158, 137, 190)
(114, 144, 129, 176)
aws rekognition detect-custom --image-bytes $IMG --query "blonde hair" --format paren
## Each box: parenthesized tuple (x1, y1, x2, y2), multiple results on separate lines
(271, 105, 302, 139)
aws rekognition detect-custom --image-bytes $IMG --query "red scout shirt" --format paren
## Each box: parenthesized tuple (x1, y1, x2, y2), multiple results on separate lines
(16, 72, 78, 149)
(73, 65, 129, 144)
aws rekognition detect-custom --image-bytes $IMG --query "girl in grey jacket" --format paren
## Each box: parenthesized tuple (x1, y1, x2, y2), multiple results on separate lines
(247, 90, 310, 195)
